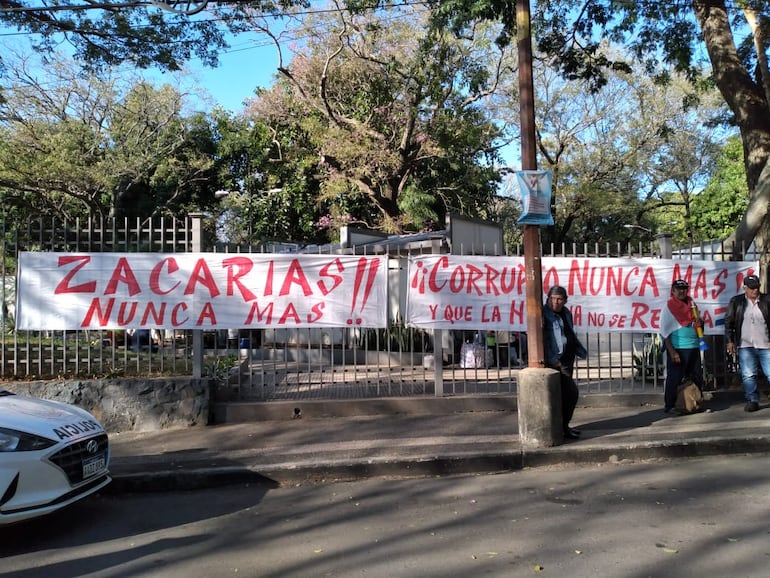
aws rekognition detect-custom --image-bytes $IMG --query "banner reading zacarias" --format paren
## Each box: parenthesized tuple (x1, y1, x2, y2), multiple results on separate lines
(405, 256, 758, 334)
(16, 253, 387, 330)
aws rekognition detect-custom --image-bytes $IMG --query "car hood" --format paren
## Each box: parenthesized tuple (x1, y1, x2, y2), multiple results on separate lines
(0, 392, 106, 442)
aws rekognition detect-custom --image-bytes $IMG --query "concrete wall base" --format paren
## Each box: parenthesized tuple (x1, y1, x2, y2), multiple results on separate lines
(5, 378, 210, 433)
(517, 368, 563, 448)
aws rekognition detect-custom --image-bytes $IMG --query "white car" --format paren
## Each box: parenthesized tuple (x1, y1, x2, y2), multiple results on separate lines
(0, 388, 111, 525)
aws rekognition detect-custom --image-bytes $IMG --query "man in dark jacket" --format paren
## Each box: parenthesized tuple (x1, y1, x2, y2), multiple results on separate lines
(543, 285, 587, 440)
(725, 274, 770, 412)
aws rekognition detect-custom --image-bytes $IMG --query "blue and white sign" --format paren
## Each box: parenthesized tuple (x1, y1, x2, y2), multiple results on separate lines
(516, 170, 554, 225)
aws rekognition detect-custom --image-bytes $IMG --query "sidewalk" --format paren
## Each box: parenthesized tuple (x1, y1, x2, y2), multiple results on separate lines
(105, 389, 770, 493)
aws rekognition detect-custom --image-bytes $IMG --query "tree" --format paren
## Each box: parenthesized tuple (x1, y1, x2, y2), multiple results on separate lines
(0, 0, 233, 72)
(429, 0, 770, 261)
(623, 75, 729, 248)
(501, 53, 727, 247)
(211, 108, 329, 245)
(248, 3, 507, 234)
(533, 64, 650, 246)
(688, 135, 750, 245)
(108, 83, 219, 218)
(0, 49, 219, 220)
(7, 0, 757, 252)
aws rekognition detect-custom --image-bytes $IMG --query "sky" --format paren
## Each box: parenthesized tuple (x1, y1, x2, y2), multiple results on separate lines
(0, 22, 281, 115)
(182, 33, 281, 113)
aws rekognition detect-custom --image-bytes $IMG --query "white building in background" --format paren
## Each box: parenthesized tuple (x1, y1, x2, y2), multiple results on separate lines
(672, 238, 758, 261)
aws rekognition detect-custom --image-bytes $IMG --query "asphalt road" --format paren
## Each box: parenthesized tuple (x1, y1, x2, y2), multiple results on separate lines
(2, 454, 769, 578)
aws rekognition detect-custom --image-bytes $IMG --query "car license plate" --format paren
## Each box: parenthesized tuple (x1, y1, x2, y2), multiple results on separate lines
(82, 453, 106, 478)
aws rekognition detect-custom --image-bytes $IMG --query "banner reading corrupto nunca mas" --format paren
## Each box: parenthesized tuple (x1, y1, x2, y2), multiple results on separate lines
(16, 253, 388, 330)
(405, 256, 758, 334)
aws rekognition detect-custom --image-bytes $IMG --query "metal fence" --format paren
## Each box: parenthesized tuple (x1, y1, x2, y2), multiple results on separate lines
(0, 215, 743, 401)
(0, 215, 198, 380)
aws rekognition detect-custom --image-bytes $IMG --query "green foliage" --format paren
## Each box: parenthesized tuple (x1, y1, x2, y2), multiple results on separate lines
(100, 365, 127, 379)
(2, 1, 760, 251)
(0, 3, 249, 72)
(358, 318, 431, 352)
(528, 62, 724, 246)
(645, 136, 748, 246)
(397, 185, 440, 231)
(203, 355, 239, 386)
(689, 136, 749, 242)
(212, 109, 328, 245)
(632, 334, 664, 379)
(432, 0, 769, 257)
(250, 5, 504, 234)
(110, 83, 218, 219)
(0, 53, 221, 221)
(0, 331, 189, 380)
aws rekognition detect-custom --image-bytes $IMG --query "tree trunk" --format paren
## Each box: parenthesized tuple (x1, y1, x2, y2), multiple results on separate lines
(694, 0, 770, 261)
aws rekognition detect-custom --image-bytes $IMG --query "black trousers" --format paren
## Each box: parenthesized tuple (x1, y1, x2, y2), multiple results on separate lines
(664, 347, 704, 410)
(558, 365, 579, 431)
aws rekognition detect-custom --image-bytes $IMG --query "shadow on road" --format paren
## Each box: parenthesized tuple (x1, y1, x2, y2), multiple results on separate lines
(0, 472, 277, 560)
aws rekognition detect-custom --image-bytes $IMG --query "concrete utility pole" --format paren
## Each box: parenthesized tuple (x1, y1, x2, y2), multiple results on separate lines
(516, 0, 562, 448)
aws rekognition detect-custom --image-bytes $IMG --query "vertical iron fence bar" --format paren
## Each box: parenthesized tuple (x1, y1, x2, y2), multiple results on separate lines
(41, 218, 50, 377)
(93, 216, 104, 376)
(328, 326, 337, 402)
(315, 250, 327, 397)
(1, 214, 11, 378)
(71, 217, 82, 375)
(147, 218, 156, 375)
(377, 251, 387, 396)
(156, 217, 165, 375)
(136, 216, 145, 375)
(1, 214, 8, 378)
(120, 217, 130, 372)
(306, 327, 314, 398)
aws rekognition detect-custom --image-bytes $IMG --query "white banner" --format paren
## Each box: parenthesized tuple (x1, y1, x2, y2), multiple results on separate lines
(405, 256, 758, 334)
(16, 253, 388, 330)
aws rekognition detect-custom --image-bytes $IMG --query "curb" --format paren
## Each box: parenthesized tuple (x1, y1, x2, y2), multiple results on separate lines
(213, 390, 746, 423)
(521, 435, 770, 468)
(105, 468, 281, 493)
(106, 435, 770, 493)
